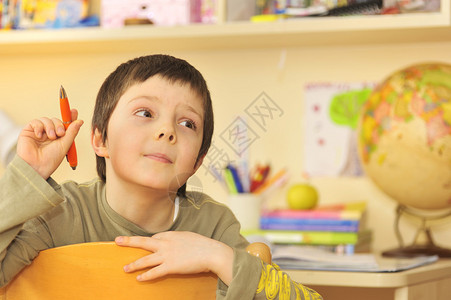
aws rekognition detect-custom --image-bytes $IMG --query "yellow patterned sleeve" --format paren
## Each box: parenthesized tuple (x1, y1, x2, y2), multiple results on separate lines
(255, 261, 323, 300)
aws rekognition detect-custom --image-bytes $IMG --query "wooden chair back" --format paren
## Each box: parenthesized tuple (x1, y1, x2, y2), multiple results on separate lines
(0, 241, 271, 299)
(0, 242, 217, 299)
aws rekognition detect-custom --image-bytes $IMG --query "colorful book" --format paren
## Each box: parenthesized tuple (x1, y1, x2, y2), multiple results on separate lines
(242, 229, 372, 246)
(259, 217, 361, 232)
(261, 201, 367, 220)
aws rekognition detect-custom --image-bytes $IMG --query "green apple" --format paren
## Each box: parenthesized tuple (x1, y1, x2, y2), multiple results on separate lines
(286, 183, 319, 210)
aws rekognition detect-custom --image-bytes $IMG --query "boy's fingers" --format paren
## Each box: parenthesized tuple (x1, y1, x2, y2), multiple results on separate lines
(28, 119, 45, 139)
(136, 265, 168, 282)
(60, 120, 83, 151)
(70, 108, 78, 121)
(50, 117, 65, 137)
(124, 253, 161, 273)
(27, 118, 82, 144)
(41, 117, 60, 140)
(65, 120, 83, 137)
(115, 236, 160, 252)
(30, 118, 55, 139)
(66, 119, 83, 133)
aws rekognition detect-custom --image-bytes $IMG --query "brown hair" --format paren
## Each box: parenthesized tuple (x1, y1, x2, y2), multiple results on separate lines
(91, 55, 214, 196)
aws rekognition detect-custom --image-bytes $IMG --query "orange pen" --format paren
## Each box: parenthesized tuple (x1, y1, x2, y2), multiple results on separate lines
(59, 85, 78, 170)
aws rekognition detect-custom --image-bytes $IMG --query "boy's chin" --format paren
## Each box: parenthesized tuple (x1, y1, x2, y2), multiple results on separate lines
(136, 179, 180, 195)
(129, 172, 192, 194)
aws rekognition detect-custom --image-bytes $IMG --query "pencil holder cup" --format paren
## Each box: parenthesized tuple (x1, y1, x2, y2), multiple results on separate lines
(228, 193, 262, 231)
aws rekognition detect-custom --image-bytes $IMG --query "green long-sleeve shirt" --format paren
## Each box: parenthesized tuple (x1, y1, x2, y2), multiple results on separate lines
(0, 155, 321, 300)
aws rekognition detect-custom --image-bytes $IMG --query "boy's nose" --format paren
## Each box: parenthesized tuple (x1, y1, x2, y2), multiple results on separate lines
(155, 127, 176, 143)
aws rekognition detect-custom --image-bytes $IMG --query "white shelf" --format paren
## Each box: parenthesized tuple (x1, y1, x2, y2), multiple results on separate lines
(0, 7, 450, 54)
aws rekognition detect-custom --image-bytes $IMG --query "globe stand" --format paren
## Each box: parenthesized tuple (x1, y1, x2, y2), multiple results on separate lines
(383, 204, 451, 258)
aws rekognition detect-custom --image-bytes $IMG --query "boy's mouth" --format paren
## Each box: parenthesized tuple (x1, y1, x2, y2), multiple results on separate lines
(145, 153, 173, 164)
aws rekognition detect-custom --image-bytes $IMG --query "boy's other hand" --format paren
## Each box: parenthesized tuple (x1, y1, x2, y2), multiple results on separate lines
(17, 109, 83, 179)
(116, 231, 233, 285)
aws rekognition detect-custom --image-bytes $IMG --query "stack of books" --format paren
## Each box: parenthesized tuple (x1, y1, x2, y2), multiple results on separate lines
(243, 201, 372, 254)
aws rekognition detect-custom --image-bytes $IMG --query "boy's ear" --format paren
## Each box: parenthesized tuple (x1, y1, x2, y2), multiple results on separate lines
(91, 128, 109, 158)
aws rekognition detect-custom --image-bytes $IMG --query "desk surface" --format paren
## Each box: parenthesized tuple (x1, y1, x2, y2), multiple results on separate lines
(285, 258, 451, 288)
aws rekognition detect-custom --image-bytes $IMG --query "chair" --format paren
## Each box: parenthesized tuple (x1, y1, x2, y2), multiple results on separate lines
(0, 242, 271, 299)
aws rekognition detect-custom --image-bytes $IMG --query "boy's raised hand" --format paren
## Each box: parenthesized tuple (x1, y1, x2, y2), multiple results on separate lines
(16, 109, 83, 179)
(115, 231, 234, 286)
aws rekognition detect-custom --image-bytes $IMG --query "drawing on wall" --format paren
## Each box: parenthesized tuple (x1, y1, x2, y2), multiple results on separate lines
(303, 82, 376, 177)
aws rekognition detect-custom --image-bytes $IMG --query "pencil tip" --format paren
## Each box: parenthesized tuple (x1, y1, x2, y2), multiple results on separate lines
(60, 85, 67, 99)
(71, 166, 76, 170)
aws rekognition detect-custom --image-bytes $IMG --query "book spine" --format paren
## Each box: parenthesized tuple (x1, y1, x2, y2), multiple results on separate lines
(261, 217, 359, 226)
(261, 210, 363, 220)
(260, 217, 360, 232)
(260, 223, 360, 232)
(244, 230, 362, 245)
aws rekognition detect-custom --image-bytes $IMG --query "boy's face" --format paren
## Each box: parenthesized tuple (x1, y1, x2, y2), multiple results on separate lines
(95, 75, 205, 193)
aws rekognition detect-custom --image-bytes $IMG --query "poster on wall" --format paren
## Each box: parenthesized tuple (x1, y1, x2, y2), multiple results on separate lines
(303, 82, 376, 177)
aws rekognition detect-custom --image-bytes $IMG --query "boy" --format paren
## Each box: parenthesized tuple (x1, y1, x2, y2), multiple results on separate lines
(0, 55, 321, 299)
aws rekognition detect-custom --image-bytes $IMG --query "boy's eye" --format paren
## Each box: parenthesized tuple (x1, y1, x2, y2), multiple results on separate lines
(179, 120, 197, 130)
(135, 109, 152, 118)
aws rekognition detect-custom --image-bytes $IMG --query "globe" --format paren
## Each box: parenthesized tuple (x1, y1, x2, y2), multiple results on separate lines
(357, 63, 451, 257)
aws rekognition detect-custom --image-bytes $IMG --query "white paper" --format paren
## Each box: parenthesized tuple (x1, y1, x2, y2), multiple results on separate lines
(272, 244, 439, 272)
(303, 82, 376, 177)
